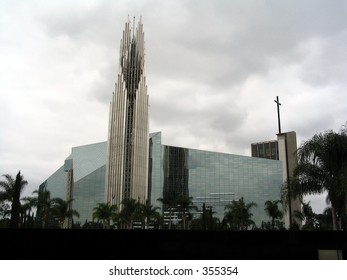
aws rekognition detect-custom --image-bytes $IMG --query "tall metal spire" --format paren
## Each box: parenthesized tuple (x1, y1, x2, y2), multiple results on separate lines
(105, 18, 149, 210)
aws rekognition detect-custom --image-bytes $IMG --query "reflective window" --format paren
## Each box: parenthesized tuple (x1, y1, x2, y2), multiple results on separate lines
(151, 136, 283, 227)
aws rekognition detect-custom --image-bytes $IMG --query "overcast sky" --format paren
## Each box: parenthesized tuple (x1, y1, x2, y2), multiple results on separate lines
(1, 0, 347, 213)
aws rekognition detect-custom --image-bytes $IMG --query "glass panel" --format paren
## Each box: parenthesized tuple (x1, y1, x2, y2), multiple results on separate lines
(251, 144, 258, 157)
(265, 143, 271, 159)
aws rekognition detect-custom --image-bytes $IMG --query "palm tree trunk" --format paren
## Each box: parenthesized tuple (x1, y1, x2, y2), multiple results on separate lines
(182, 210, 186, 230)
(331, 206, 338, 230)
(169, 208, 172, 230)
(130, 218, 133, 229)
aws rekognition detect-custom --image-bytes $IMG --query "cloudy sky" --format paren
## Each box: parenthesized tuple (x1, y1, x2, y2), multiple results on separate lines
(1, 0, 346, 213)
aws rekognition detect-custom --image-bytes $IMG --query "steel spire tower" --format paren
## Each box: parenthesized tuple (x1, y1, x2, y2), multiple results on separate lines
(105, 17, 149, 209)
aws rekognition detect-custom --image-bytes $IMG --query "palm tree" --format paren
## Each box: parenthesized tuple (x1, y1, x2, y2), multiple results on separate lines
(157, 190, 178, 229)
(315, 207, 333, 230)
(33, 188, 53, 228)
(51, 198, 80, 228)
(290, 128, 347, 230)
(293, 201, 317, 230)
(0, 171, 28, 228)
(0, 201, 10, 218)
(264, 200, 283, 230)
(190, 215, 221, 230)
(0, 201, 10, 227)
(141, 201, 161, 229)
(191, 203, 220, 230)
(176, 195, 197, 230)
(224, 197, 257, 230)
(21, 196, 37, 227)
(119, 198, 143, 229)
(92, 203, 117, 229)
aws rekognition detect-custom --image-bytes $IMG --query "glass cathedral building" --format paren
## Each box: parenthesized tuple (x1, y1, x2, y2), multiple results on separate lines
(41, 19, 290, 228)
(43, 131, 283, 227)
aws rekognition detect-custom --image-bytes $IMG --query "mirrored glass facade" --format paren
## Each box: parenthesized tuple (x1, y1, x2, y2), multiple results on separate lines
(44, 165, 68, 200)
(45, 142, 107, 223)
(44, 132, 283, 227)
(149, 132, 283, 226)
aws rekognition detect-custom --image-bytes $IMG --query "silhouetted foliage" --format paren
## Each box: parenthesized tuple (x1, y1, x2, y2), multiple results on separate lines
(0, 171, 28, 228)
(264, 200, 283, 230)
(223, 197, 257, 230)
(290, 125, 347, 230)
(92, 203, 117, 229)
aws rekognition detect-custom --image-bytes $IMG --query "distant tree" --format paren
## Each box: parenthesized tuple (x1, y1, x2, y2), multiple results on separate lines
(264, 200, 283, 230)
(0, 171, 28, 228)
(224, 197, 257, 230)
(119, 198, 143, 229)
(141, 201, 161, 229)
(0, 201, 10, 227)
(82, 220, 103, 229)
(157, 190, 178, 229)
(176, 195, 197, 230)
(20, 196, 37, 228)
(92, 203, 117, 229)
(293, 201, 318, 230)
(51, 198, 80, 228)
(33, 188, 53, 228)
(0, 201, 10, 219)
(191, 204, 220, 230)
(315, 207, 333, 230)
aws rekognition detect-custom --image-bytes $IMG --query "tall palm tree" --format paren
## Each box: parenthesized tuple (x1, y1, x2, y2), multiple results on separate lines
(141, 201, 161, 229)
(264, 200, 283, 230)
(21, 197, 36, 217)
(224, 197, 257, 230)
(21, 196, 37, 228)
(157, 190, 178, 229)
(290, 128, 347, 230)
(192, 203, 220, 230)
(176, 195, 197, 230)
(33, 188, 53, 228)
(51, 198, 80, 228)
(119, 198, 142, 229)
(92, 203, 117, 229)
(0, 171, 28, 228)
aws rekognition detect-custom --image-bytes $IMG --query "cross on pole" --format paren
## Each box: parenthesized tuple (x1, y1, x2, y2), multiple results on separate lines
(274, 96, 282, 134)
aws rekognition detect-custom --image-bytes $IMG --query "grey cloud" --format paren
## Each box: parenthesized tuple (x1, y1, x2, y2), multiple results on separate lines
(297, 32, 347, 87)
(163, 0, 347, 89)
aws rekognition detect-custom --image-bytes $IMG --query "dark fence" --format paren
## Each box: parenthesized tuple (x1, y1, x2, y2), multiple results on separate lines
(1, 229, 346, 260)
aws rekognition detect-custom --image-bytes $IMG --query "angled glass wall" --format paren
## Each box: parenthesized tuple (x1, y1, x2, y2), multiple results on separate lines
(149, 132, 163, 210)
(45, 165, 68, 200)
(70, 142, 107, 223)
(149, 135, 283, 227)
(73, 165, 106, 223)
(44, 131, 283, 228)
(187, 149, 283, 225)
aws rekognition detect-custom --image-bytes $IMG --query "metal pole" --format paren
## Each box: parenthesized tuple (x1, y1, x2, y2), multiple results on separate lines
(274, 96, 282, 134)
